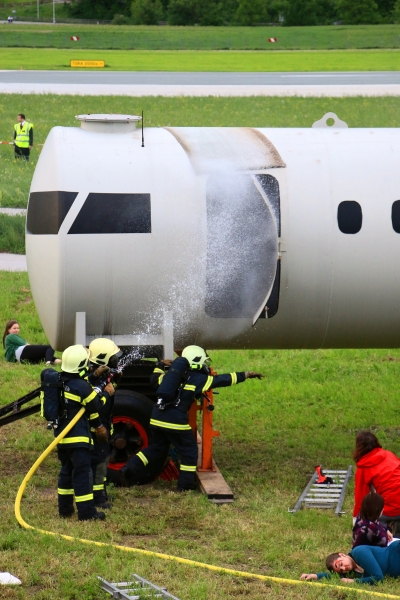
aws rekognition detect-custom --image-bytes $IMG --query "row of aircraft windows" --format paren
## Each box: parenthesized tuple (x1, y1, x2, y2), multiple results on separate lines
(338, 200, 400, 234)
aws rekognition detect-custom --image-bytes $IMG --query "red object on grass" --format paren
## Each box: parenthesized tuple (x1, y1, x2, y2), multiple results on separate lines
(70, 36, 80, 41)
(268, 37, 278, 43)
(158, 459, 179, 481)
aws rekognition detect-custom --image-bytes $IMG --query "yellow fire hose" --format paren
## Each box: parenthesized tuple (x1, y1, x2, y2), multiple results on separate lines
(14, 408, 400, 599)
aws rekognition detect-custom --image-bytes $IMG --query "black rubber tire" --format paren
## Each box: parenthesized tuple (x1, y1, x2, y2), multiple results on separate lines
(112, 389, 154, 423)
(107, 389, 168, 486)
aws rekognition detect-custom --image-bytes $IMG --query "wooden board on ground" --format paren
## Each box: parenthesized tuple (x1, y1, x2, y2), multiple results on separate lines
(196, 437, 234, 504)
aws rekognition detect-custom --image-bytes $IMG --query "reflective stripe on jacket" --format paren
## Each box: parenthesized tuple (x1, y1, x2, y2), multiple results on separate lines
(56, 374, 102, 449)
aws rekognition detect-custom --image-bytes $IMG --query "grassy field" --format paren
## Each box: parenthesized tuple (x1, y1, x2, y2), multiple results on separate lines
(2, 273, 400, 599)
(1, 23, 400, 51)
(1, 47, 400, 70)
(0, 214, 25, 253)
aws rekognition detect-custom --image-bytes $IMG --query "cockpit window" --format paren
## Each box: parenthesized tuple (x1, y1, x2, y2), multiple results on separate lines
(68, 193, 151, 234)
(26, 191, 78, 234)
(337, 201, 362, 234)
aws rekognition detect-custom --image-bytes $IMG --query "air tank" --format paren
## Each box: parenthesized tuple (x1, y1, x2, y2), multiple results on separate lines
(26, 113, 400, 351)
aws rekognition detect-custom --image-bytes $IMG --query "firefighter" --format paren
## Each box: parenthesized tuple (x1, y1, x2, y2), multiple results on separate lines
(121, 345, 263, 492)
(87, 338, 121, 509)
(14, 113, 33, 161)
(57, 344, 108, 521)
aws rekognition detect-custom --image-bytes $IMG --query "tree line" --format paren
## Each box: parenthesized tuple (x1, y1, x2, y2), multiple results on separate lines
(67, 0, 400, 26)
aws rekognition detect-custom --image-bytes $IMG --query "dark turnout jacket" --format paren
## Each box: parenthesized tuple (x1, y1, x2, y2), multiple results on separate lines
(57, 373, 102, 449)
(151, 362, 246, 414)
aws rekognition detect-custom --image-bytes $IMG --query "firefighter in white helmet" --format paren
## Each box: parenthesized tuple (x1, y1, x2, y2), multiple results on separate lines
(57, 345, 108, 521)
(121, 345, 263, 491)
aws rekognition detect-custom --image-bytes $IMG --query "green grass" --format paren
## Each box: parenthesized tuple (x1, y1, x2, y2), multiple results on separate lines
(2, 271, 400, 598)
(2, 94, 400, 254)
(1, 47, 400, 70)
(0, 214, 25, 253)
(1, 23, 400, 51)
(0, 151, 35, 209)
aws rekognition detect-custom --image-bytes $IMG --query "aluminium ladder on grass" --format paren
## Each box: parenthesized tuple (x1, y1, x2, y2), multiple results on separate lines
(289, 466, 352, 516)
(98, 574, 181, 600)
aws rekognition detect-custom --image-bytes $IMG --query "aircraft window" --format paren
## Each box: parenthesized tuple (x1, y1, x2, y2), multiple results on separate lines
(68, 193, 151, 234)
(337, 201, 362, 234)
(392, 201, 400, 234)
(26, 191, 78, 235)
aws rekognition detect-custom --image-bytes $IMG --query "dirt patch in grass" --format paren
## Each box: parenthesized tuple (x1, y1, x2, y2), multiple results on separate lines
(39, 487, 57, 500)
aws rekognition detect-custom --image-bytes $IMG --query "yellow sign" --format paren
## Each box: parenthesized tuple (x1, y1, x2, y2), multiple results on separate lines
(70, 60, 105, 68)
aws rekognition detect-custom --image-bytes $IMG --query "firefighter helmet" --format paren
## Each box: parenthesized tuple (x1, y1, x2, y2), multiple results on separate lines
(181, 345, 210, 369)
(61, 344, 90, 374)
(89, 338, 121, 367)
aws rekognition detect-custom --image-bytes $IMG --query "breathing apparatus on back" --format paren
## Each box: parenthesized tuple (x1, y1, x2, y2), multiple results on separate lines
(40, 345, 90, 430)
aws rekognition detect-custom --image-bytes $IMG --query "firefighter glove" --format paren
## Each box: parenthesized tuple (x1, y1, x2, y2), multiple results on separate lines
(104, 382, 115, 396)
(245, 371, 264, 380)
(93, 365, 110, 378)
(95, 425, 108, 443)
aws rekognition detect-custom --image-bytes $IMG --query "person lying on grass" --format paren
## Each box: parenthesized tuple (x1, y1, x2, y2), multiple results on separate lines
(300, 541, 400, 585)
(3, 319, 61, 365)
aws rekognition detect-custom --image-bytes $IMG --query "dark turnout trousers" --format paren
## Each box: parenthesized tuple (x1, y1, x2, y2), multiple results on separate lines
(57, 447, 96, 520)
(123, 406, 198, 490)
(91, 440, 109, 506)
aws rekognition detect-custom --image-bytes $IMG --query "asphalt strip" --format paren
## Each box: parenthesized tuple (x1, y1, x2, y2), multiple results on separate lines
(0, 254, 27, 272)
(1, 83, 400, 96)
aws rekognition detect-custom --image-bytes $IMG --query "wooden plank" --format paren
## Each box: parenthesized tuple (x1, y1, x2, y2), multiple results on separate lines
(196, 436, 234, 503)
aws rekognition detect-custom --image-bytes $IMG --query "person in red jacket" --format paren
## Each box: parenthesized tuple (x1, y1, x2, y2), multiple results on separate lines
(353, 431, 400, 536)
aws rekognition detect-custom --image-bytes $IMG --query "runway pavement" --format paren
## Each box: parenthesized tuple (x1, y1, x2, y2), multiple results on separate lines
(1, 70, 400, 96)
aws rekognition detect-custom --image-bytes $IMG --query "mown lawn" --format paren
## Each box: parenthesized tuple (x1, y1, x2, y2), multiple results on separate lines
(1, 273, 400, 599)
(1, 23, 400, 51)
(1, 47, 400, 70)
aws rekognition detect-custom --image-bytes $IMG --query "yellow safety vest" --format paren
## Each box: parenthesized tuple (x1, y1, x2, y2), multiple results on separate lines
(14, 121, 33, 148)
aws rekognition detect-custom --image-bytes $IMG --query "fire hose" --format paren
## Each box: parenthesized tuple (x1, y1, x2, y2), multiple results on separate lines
(14, 411, 400, 599)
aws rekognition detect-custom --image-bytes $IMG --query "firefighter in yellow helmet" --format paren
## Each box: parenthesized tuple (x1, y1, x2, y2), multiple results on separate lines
(121, 345, 263, 491)
(87, 338, 121, 509)
(14, 113, 33, 161)
(57, 345, 108, 521)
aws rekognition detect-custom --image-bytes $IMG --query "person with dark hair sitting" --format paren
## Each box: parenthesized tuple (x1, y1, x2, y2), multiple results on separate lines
(3, 320, 60, 365)
(352, 493, 391, 548)
(300, 541, 400, 585)
(353, 431, 400, 537)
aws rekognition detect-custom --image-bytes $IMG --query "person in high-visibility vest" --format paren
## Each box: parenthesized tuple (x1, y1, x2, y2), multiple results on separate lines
(14, 113, 33, 161)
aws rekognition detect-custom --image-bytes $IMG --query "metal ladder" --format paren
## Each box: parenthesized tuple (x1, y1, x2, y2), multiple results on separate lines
(289, 466, 352, 516)
(98, 575, 180, 600)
